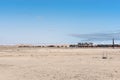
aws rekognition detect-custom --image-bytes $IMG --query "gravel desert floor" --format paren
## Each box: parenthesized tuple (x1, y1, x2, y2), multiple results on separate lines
(0, 47, 120, 80)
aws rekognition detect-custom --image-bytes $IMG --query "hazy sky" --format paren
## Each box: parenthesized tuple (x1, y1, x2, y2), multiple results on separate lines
(0, 0, 120, 44)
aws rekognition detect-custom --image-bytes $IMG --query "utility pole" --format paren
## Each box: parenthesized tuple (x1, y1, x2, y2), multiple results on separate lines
(112, 38, 115, 49)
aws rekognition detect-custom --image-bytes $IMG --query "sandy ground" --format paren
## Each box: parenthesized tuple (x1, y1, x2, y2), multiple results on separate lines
(0, 47, 120, 80)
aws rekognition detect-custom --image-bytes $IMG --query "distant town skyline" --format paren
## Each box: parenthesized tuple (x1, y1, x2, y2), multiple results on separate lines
(0, 0, 120, 44)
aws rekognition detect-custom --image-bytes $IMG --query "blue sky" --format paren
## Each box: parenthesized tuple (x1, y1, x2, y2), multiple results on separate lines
(0, 0, 120, 44)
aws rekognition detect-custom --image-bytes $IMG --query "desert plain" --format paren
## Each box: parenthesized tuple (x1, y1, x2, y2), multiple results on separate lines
(0, 47, 120, 80)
